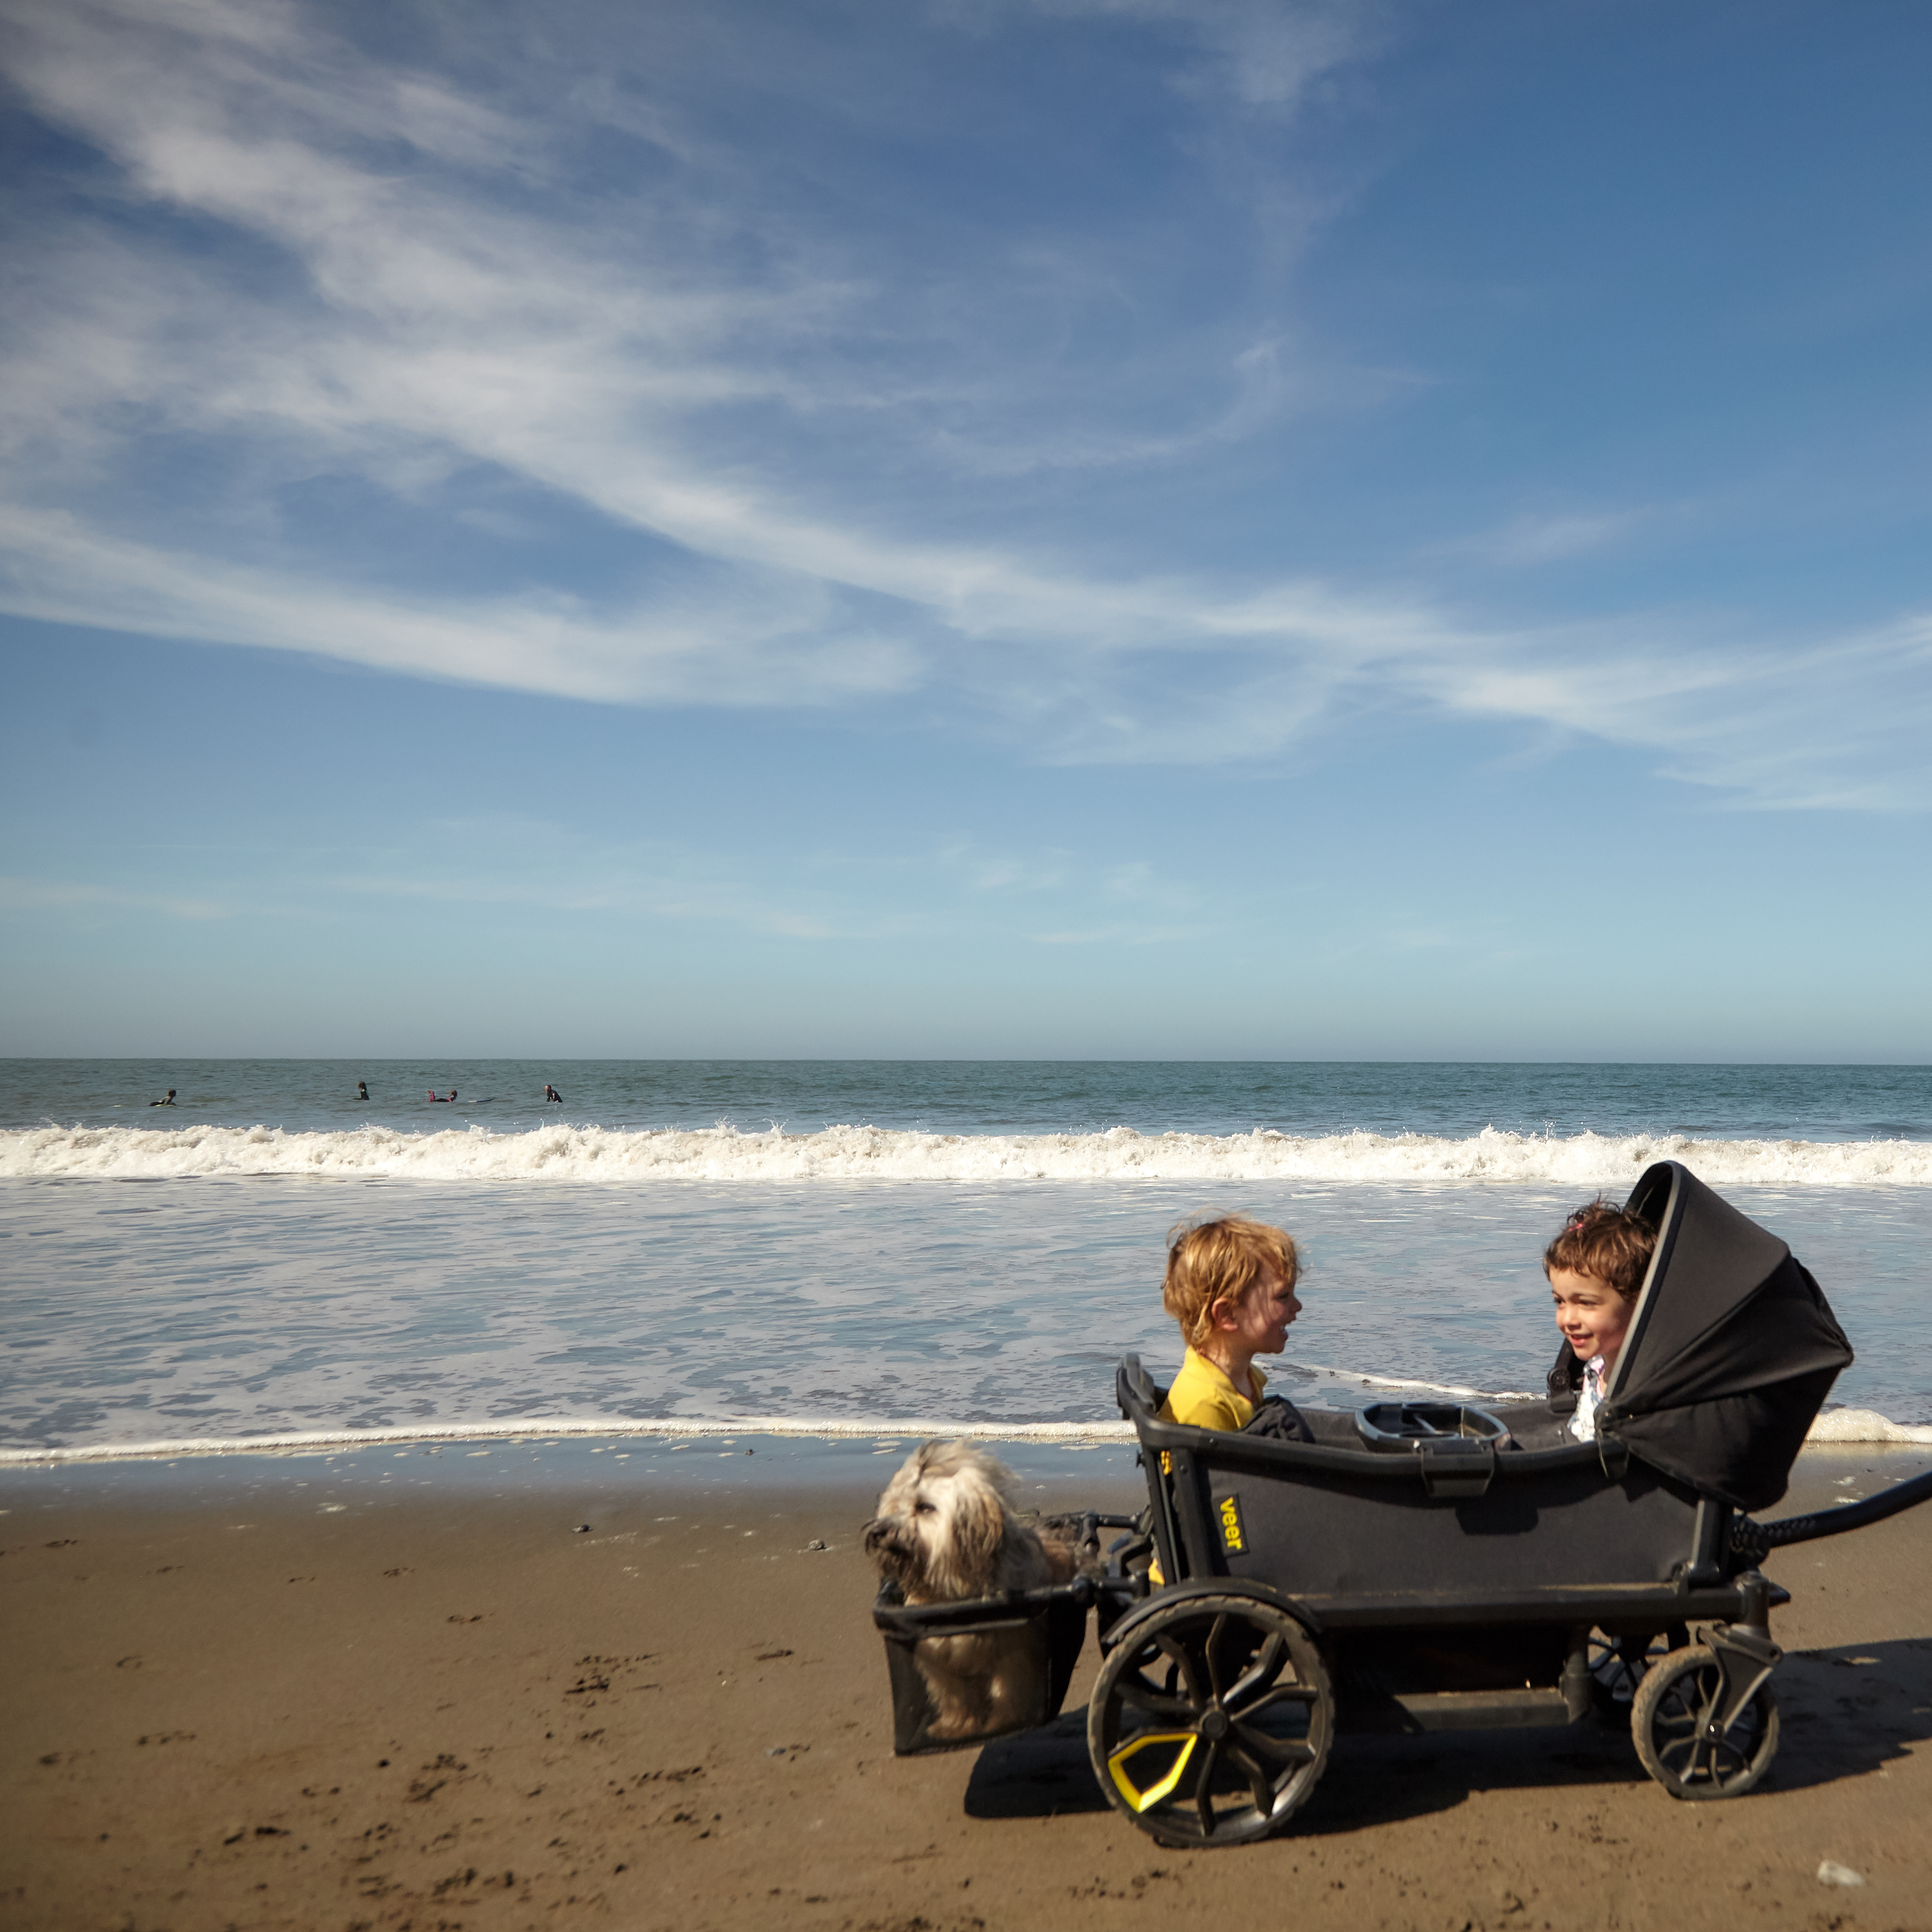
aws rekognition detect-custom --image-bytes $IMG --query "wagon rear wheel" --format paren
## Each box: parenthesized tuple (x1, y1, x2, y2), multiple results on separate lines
(1632, 1643, 1779, 1799)
(1086, 1591, 1332, 1848)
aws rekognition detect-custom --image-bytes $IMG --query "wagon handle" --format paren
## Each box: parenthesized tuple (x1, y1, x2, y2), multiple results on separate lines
(1731, 1464, 1932, 1564)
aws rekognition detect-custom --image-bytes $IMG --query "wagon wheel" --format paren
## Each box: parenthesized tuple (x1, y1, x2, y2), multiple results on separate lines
(1086, 1591, 1332, 1848)
(1586, 1623, 1689, 1716)
(1632, 1644, 1779, 1800)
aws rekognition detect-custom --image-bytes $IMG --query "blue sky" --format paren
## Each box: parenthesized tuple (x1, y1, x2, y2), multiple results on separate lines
(2, 0, 1929, 1059)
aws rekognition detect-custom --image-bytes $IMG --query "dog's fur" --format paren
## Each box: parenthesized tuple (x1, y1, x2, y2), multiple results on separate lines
(863, 1440, 1080, 1741)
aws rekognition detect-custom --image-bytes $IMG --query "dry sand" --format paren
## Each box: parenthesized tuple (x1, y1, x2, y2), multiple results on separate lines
(4, 1444, 1931, 1932)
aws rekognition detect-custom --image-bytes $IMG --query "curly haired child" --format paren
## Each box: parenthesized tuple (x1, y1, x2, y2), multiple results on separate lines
(1546, 1197, 1657, 1441)
(1158, 1214, 1307, 1434)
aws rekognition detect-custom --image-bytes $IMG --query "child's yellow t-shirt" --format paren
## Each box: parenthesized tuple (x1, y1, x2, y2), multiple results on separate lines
(1158, 1347, 1266, 1432)
(1149, 1349, 1266, 1585)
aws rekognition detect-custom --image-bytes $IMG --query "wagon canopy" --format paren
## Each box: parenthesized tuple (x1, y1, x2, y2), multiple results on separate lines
(1550, 1161, 1852, 1512)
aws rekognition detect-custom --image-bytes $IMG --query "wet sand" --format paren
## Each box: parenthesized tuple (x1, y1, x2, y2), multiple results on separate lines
(4, 1443, 1931, 1932)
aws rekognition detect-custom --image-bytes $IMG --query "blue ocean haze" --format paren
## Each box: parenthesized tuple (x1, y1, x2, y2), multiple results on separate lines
(3, 1062, 1928, 1452)
(7, 1059, 1932, 1142)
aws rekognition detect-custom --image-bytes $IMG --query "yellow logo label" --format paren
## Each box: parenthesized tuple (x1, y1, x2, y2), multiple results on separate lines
(1217, 1493, 1246, 1554)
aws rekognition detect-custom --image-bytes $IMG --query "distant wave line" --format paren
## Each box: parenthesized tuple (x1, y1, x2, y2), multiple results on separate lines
(4, 1406, 1927, 1464)
(0, 1416, 1136, 1463)
(6, 1121, 1932, 1185)
(1294, 1363, 1543, 1402)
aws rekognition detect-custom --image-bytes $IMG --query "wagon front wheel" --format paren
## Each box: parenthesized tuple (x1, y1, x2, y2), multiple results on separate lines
(1632, 1643, 1779, 1799)
(1086, 1591, 1332, 1848)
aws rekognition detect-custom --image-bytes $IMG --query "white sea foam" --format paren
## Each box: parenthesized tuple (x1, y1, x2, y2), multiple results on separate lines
(1804, 1408, 1932, 1445)
(5, 1121, 1932, 1185)
(0, 1416, 1139, 1463)
(2, 1406, 1924, 1466)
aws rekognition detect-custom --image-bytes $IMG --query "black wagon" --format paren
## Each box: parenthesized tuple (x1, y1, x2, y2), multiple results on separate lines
(874, 1161, 1932, 1847)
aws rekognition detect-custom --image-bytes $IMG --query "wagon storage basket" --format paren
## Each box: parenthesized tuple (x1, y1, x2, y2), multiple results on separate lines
(874, 1575, 1096, 1754)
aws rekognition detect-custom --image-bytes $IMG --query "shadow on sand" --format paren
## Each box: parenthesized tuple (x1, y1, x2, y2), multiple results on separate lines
(962, 1637, 1932, 1829)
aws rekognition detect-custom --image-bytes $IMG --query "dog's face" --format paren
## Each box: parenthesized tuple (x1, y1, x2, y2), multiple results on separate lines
(862, 1440, 1013, 1601)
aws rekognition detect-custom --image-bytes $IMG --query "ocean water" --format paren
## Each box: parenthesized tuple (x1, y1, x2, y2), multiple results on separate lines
(9, 1056, 1932, 1146)
(2, 1061, 1929, 1454)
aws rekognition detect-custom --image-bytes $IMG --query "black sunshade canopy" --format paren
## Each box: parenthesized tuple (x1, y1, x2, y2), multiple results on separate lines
(1547, 1161, 1852, 1512)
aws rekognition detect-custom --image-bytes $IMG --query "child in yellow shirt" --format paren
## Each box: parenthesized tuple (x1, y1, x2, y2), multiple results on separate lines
(1157, 1214, 1306, 1431)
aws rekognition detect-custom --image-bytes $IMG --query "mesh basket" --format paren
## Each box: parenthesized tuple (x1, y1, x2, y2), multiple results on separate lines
(874, 1578, 1094, 1756)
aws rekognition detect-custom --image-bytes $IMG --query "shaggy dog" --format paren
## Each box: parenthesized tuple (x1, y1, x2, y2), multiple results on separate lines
(863, 1440, 1082, 1742)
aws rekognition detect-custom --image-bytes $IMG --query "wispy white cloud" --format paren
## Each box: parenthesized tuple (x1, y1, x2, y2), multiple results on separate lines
(1435, 507, 1658, 568)
(1007, 0, 1389, 115)
(315, 816, 1199, 945)
(1028, 921, 1191, 945)
(0, 0, 1926, 811)
(0, 505, 920, 706)
(0, 874, 229, 920)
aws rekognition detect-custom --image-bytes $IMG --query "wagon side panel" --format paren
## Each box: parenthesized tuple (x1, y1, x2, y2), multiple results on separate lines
(1197, 1456, 1703, 1602)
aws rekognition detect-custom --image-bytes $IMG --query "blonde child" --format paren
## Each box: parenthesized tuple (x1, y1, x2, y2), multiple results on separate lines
(1545, 1198, 1656, 1441)
(1158, 1214, 1306, 1432)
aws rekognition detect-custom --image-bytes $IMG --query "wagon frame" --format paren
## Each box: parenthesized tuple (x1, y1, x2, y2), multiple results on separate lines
(874, 1161, 1932, 1848)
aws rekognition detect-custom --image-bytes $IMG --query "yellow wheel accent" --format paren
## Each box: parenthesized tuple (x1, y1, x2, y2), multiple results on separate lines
(1106, 1731, 1197, 1813)
(1088, 1592, 1333, 1848)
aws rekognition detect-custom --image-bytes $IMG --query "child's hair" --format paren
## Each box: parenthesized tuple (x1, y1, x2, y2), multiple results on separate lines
(1543, 1198, 1656, 1301)
(1163, 1214, 1300, 1348)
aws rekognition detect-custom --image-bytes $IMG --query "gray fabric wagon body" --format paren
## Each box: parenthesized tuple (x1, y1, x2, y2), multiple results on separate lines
(1131, 1157, 1853, 1612)
(1139, 1400, 1714, 1610)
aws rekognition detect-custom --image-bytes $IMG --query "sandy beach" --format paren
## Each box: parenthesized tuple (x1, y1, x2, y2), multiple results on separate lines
(5, 1444, 1931, 1932)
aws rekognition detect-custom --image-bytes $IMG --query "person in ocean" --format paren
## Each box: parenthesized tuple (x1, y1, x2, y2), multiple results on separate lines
(357, 1080, 368, 1101)
(1157, 1214, 1312, 1439)
(149, 1089, 176, 1106)
(543, 1083, 562, 1103)
(1546, 1198, 1656, 1441)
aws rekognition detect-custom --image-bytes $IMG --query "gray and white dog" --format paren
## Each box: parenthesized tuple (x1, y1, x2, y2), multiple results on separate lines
(863, 1440, 1082, 1741)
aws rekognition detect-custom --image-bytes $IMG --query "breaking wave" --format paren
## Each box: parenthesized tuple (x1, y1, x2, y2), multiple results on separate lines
(4, 1406, 1926, 1464)
(6, 1121, 1932, 1185)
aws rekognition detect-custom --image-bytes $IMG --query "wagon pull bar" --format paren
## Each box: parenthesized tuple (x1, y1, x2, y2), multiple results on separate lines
(1732, 1464, 1932, 1564)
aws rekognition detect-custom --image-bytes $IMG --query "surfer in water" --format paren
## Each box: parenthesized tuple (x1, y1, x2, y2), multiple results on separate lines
(357, 1080, 368, 1101)
(544, 1083, 562, 1103)
(429, 1089, 457, 1103)
(149, 1089, 176, 1106)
